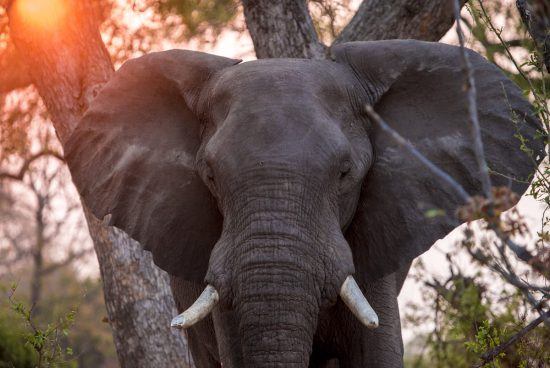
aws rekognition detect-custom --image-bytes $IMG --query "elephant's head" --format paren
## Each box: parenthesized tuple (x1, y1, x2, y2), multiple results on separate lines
(65, 40, 543, 367)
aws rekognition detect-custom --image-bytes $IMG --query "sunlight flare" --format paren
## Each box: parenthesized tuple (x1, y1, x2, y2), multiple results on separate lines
(12, 0, 69, 31)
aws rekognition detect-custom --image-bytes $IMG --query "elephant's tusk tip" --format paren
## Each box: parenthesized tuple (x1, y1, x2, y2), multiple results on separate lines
(169, 284, 219, 329)
(170, 314, 189, 329)
(339, 275, 380, 329)
(364, 315, 379, 329)
(353, 304, 379, 329)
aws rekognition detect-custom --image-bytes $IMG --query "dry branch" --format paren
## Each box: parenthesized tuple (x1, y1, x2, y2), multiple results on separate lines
(453, 0, 493, 201)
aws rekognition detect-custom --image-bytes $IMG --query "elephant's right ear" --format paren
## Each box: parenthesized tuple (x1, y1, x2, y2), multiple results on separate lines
(333, 40, 544, 280)
(65, 50, 240, 281)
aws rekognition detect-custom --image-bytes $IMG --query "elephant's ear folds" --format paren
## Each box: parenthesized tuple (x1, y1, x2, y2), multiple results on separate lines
(65, 50, 240, 280)
(333, 40, 544, 280)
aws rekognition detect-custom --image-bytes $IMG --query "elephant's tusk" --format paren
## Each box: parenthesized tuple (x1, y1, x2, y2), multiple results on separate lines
(339, 276, 379, 329)
(171, 285, 219, 329)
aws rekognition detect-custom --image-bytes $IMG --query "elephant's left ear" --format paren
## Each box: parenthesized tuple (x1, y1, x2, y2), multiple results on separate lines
(65, 50, 240, 280)
(333, 40, 545, 280)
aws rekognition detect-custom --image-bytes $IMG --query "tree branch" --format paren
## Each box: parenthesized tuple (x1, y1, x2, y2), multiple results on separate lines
(453, 0, 493, 201)
(0, 150, 64, 182)
(465, 243, 549, 328)
(492, 225, 549, 278)
(477, 1, 546, 110)
(473, 310, 550, 367)
(0, 232, 30, 268)
(334, 0, 467, 44)
(364, 105, 471, 203)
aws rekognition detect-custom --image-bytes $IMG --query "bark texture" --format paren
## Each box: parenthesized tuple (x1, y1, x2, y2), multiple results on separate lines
(7, 1, 192, 366)
(517, 0, 550, 72)
(242, 0, 466, 60)
(242, 0, 326, 59)
(86, 216, 192, 367)
(334, 0, 467, 44)
(0, 43, 32, 93)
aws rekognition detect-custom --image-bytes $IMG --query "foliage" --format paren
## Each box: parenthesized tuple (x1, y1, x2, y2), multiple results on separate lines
(44, 272, 116, 368)
(0, 295, 37, 368)
(3, 284, 77, 368)
(157, 0, 239, 40)
(0, 270, 116, 368)
(405, 260, 549, 368)
(156, 0, 356, 45)
(308, 0, 354, 44)
(465, 1, 550, 94)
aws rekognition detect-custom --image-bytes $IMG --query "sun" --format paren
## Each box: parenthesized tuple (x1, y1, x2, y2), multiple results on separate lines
(12, 0, 69, 31)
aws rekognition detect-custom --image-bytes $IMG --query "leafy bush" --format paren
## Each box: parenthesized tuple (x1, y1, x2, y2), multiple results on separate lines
(0, 284, 77, 368)
(0, 311, 37, 368)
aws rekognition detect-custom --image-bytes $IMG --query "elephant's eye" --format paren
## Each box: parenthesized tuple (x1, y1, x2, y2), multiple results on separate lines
(207, 173, 215, 185)
(340, 160, 352, 179)
(204, 165, 216, 187)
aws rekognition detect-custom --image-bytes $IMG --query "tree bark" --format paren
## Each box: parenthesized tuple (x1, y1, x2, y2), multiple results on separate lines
(241, 0, 326, 59)
(516, 0, 550, 72)
(0, 42, 32, 93)
(6, 1, 192, 366)
(85, 214, 192, 367)
(334, 0, 466, 44)
(242, 0, 466, 60)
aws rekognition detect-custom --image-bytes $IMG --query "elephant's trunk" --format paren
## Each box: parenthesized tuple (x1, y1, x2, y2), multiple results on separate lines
(233, 238, 321, 368)
(199, 170, 358, 366)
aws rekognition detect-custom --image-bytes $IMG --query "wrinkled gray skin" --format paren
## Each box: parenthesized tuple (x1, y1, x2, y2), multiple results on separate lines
(65, 40, 543, 368)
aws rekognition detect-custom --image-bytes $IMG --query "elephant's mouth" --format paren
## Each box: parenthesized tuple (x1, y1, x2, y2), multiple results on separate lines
(170, 275, 378, 329)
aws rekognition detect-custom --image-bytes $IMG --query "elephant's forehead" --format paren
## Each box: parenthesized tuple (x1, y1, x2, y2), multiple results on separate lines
(213, 59, 346, 96)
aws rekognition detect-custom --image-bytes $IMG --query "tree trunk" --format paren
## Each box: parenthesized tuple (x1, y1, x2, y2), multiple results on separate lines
(243, 0, 465, 60)
(85, 214, 192, 367)
(0, 42, 32, 94)
(242, 0, 326, 59)
(7, 1, 192, 366)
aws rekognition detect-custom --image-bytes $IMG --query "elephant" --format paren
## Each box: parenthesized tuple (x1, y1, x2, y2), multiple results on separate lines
(64, 40, 544, 368)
